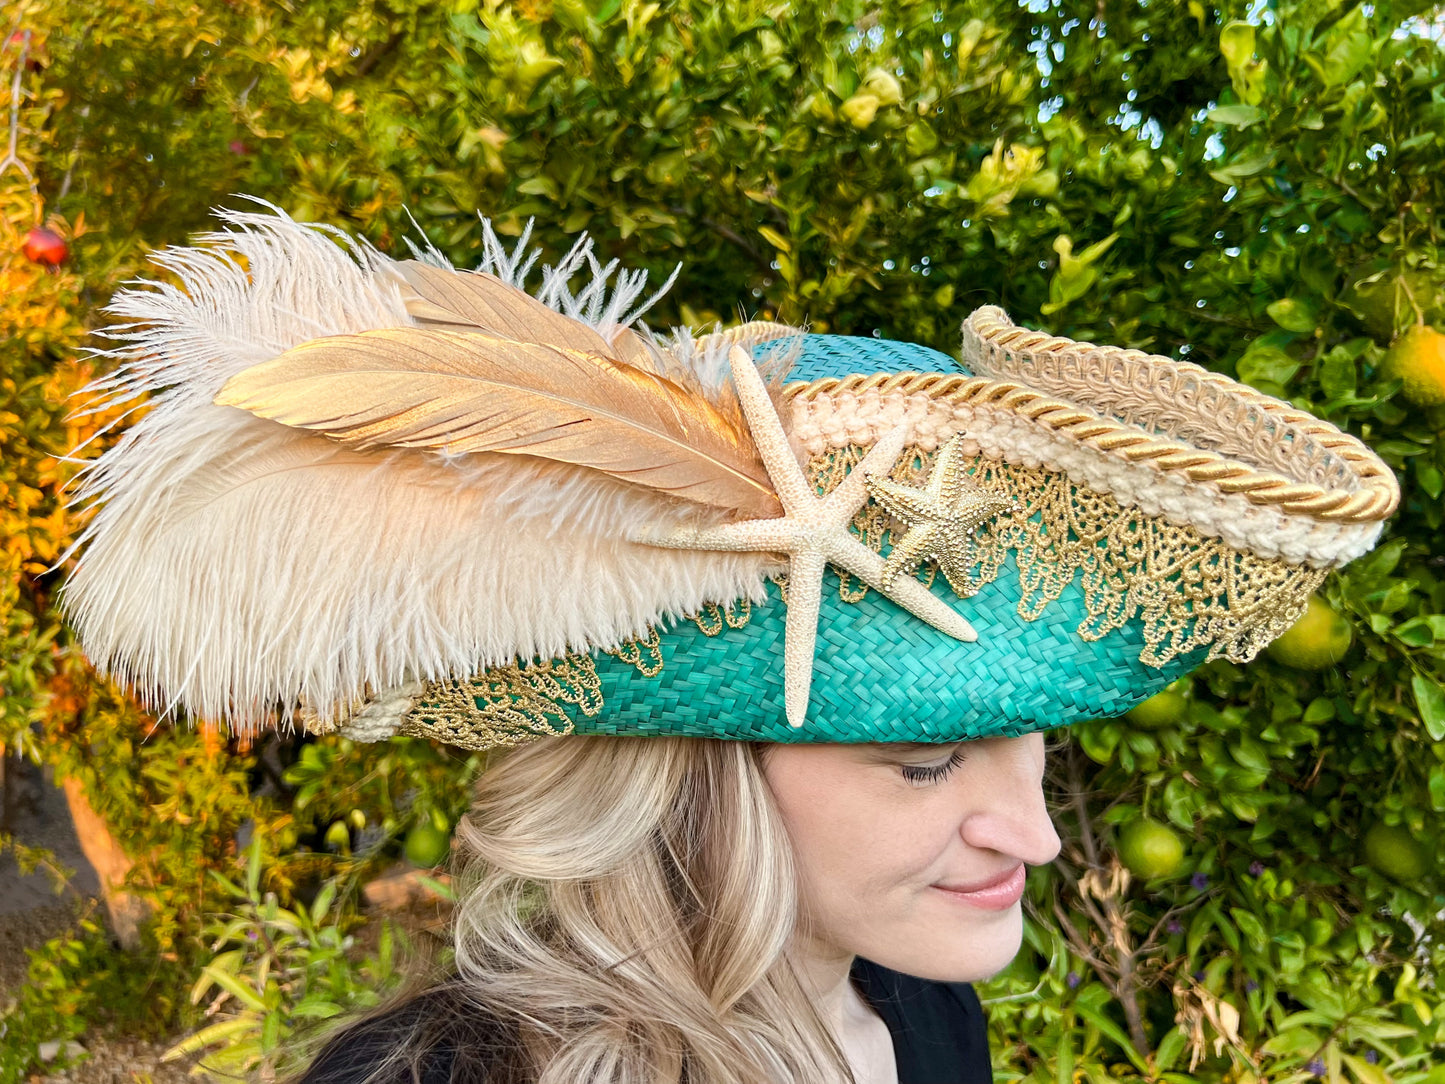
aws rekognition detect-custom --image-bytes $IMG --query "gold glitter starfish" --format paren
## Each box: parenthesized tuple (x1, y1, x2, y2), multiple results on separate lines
(866, 434, 1017, 597)
(637, 346, 978, 728)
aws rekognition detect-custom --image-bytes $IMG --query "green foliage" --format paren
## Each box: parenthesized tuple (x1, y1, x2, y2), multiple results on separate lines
(0, 914, 190, 1081)
(163, 835, 408, 1080)
(2, 0, 1444, 1081)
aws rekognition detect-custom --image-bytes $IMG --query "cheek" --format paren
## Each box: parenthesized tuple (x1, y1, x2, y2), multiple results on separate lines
(769, 763, 954, 911)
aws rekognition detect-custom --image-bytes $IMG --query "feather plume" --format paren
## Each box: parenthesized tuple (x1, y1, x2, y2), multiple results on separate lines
(63, 204, 784, 733)
(213, 327, 782, 518)
(395, 258, 659, 368)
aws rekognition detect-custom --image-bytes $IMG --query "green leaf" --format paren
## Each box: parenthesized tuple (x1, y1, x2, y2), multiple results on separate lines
(1209, 152, 1275, 186)
(1191, 903, 1228, 956)
(1073, 987, 1149, 1072)
(1076, 720, 1121, 765)
(1154, 1028, 1188, 1073)
(1229, 734, 1271, 774)
(1410, 673, 1445, 741)
(260, 1009, 283, 1052)
(244, 834, 263, 900)
(163, 1016, 262, 1059)
(1231, 906, 1268, 951)
(1417, 464, 1444, 501)
(1429, 766, 1445, 813)
(1219, 22, 1256, 72)
(1267, 297, 1318, 333)
(1237, 346, 1301, 389)
(515, 175, 559, 199)
(291, 995, 346, 1019)
(414, 873, 457, 901)
(310, 880, 338, 926)
(1262, 1028, 1321, 1057)
(1393, 618, 1437, 648)
(1318, 344, 1359, 399)
(757, 225, 791, 253)
(1319, 12, 1372, 88)
(1341, 1053, 1391, 1084)
(198, 966, 267, 1014)
(1209, 104, 1266, 128)
(1053, 1025, 1076, 1084)
(1042, 233, 1118, 315)
(904, 120, 939, 157)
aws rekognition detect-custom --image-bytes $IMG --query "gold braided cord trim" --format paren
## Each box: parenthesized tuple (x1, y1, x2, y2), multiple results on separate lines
(961, 307, 1399, 518)
(965, 310, 1348, 480)
(788, 366, 1397, 524)
(811, 444, 1328, 667)
(714, 312, 1397, 521)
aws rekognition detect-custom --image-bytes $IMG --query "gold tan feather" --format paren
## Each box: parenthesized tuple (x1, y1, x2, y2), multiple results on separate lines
(214, 327, 784, 519)
(395, 260, 657, 367)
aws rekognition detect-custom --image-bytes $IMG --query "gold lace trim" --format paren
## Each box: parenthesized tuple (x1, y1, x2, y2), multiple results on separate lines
(396, 441, 1323, 749)
(691, 599, 753, 636)
(400, 655, 599, 750)
(399, 613, 756, 749)
(809, 443, 1325, 666)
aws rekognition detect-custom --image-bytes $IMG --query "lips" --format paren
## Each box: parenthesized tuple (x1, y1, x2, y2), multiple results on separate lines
(930, 864, 1028, 910)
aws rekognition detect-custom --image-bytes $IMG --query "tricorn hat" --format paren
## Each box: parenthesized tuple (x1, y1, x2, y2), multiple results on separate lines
(64, 207, 1399, 748)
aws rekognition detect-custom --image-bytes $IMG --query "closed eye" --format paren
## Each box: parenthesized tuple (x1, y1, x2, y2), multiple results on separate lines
(900, 747, 967, 785)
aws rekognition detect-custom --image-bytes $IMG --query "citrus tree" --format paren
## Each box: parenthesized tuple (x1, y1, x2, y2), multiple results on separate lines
(2, 0, 1443, 1081)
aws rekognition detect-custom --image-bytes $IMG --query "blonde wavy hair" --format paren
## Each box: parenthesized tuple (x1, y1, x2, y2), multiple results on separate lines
(297, 735, 854, 1083)
(448, 735, 851, 1083)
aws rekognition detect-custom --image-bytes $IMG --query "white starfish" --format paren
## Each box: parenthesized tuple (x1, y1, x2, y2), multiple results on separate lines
(638, 346, 978, 728)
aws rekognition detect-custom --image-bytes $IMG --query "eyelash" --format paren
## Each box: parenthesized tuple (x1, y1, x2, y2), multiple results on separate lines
(901, 748, 968, 785)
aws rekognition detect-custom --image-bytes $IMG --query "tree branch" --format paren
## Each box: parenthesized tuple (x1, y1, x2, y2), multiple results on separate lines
(1066, 746, 1153, 1060)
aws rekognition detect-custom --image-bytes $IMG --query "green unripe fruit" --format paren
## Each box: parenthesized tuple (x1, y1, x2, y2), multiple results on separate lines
(1362, 823, 1427, 883)
(324, 820, 352, 853)
(1126, 689, 1188, 729)
(404, 819, 453, 868)
(1118, 820, 1186, 880)
(1266, 595, 1353, 670)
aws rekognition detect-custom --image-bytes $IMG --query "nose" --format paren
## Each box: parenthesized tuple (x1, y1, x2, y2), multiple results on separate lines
(958, 734, 1062, 866)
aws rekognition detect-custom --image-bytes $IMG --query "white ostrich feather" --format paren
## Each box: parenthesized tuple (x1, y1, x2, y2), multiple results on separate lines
(64, 205, 782, 733)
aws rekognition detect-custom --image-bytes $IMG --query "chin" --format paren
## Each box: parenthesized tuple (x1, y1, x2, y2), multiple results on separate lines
(870, 905, 1027, 984)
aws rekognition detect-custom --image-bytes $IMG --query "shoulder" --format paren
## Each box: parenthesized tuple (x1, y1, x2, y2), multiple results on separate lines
(295, 982, 525, 1084)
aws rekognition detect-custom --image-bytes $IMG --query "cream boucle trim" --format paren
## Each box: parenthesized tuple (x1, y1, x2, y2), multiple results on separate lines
(786, 390, 1381, 568)
(960, 307, 1398, 523)
(769, 306, 1398, 571)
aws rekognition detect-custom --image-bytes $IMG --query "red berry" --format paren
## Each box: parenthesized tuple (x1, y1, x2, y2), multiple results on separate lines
(6, 31, 43, 70)
(228, 140, 250, 155)
(23, 227, 68, 266)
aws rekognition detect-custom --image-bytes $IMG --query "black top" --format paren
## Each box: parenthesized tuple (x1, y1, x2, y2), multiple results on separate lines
(848, 957, 992, 1084)
(301, 959, 991, 1083)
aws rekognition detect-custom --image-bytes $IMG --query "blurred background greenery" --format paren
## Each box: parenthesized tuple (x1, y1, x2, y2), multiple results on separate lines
(2, 0, 1443, 1081)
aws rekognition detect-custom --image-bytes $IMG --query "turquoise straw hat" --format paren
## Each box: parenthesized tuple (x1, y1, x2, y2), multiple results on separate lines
(64, 209, 1399, 748)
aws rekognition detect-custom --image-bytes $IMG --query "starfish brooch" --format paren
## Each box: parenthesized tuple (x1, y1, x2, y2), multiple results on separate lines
(637, 346, 977, 728)
(866, 434, 1018, 597)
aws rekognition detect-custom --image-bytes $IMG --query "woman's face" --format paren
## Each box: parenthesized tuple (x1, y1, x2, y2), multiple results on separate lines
(761, 732, 1060, 983)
